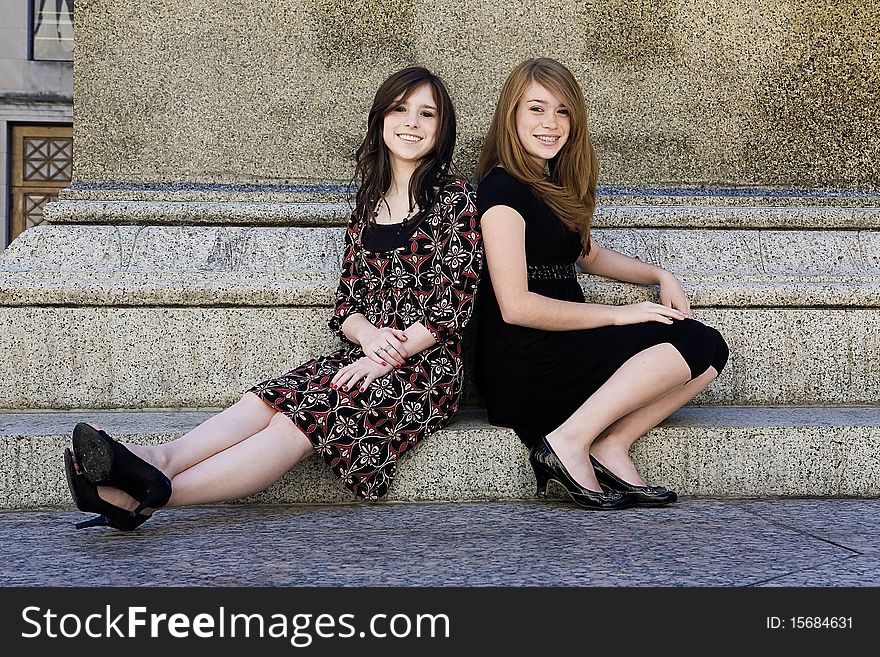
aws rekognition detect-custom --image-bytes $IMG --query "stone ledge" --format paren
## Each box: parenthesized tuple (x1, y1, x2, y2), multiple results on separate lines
(4, 223, 880, 308)
(0, 306, 878, 408)
(2, 406, 879, 509)
(58, 182, 880, 208)
(1, 271, 879, 307)
(59, 182, 353, 204)
(44, 198, 880, 229)
(45, 200, 351, 227)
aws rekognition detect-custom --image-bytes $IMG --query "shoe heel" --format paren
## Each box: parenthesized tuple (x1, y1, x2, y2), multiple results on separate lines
(75, 514, 108, 530)
(531, 464, 551, 498)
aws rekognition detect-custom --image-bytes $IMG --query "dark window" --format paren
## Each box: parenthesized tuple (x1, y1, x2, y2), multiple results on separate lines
(30, 0, 75, 62)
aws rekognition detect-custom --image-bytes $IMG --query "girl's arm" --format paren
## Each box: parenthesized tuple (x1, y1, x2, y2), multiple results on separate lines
(331, 216, 420, 366)
(577, 242, 691, 317)
(341, 314, 436, 362)
(417, 181, 483, 344)
(482, 205, 686, 330)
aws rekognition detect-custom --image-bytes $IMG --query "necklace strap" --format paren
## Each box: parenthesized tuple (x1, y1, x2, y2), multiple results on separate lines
(374, 197, 418, 223)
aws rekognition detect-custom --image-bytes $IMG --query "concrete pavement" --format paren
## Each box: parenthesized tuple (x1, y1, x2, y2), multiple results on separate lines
(1, 498, 878, 587)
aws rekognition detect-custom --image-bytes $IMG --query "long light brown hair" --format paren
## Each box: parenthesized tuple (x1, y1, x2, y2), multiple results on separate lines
(353, 67, 457, 229)
(475, 57, 598, 255)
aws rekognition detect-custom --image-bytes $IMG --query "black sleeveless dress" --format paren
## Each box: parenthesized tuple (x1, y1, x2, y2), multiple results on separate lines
(475, 168, 727, 445)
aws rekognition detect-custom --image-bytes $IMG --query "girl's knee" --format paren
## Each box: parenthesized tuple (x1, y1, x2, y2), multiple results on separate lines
(708, 327, 729, 374)
(239, 391, 269, 410)
(673, 320, 727, 379)
(267, 413, 312, 452)
(238, 392, 279, 423)
(267, 410, 298, 434)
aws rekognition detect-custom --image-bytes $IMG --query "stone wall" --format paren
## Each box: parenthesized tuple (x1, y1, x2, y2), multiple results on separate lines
(73, 0, 879, 189)
(2, 1, 879, 504)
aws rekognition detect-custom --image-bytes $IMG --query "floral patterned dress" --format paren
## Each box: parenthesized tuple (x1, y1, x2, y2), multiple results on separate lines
(249, 179, 482, 499)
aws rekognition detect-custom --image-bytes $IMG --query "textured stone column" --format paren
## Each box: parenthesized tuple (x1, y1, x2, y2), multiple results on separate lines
(68, 0, 879, 190)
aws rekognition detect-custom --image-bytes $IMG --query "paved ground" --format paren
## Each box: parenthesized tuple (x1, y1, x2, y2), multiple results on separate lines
(1, 498, 878, 586)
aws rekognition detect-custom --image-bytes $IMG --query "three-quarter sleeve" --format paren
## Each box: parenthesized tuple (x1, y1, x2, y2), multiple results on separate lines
(421, 181, 483, 342)
(328, 214, 367, 340)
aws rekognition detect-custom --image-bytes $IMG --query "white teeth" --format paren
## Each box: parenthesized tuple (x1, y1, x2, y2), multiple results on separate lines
(536, 136, 559, 143)
(398, 134, 422, 143)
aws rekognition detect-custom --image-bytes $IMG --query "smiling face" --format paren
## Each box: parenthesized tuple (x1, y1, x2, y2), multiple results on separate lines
(382, 84, 439, 166)
(515, 80, 571, 166)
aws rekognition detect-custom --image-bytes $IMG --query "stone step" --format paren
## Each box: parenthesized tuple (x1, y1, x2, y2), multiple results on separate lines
(50, 185, 880, 229)
(43, 199, 880, 229)
(3, 213, 880, 409)
(2, 406, 879, 509)
(0, 300, 878, 408)
(6, 223, 880, 278)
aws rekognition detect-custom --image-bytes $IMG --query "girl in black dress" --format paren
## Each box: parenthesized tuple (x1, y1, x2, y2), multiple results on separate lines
(64, 67, 483, 530)
(474, 58, 727, 510)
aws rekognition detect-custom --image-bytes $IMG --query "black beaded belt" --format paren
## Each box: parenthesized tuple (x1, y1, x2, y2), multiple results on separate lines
(527, 263, 577, 280)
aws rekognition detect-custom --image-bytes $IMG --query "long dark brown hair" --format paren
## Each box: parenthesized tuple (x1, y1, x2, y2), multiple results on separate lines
(353, 67, 457, 228)
(475, 57, 598, 255)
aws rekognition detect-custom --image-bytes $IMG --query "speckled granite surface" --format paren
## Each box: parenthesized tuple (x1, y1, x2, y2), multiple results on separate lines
(0, 305, 878, 408)
(41, 197, 880, 228)
(72, 1, 880, 188)
(2, 407, 879, 508)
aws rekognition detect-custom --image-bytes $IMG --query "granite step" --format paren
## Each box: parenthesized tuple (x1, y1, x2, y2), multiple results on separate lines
(48, 185, 880, 229)
(3, 201, 879, 409)
(2, 406, 878, 509)
(0, 303, 879, 408)
(0, 277, 878, 408)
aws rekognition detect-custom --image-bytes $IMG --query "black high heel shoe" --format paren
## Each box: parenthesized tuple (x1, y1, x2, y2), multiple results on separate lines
(530, 437, 632, 510)
(589, 454, 677, 506)
(63, 448, 151, 531)
(72, 422, 172, 516)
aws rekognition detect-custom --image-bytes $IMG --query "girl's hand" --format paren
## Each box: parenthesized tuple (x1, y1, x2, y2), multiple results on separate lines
(359, 327, 409, 367)
(612, 301, 688, 326)
(331, 357, 394, 393)
(658, 272, 692, 318)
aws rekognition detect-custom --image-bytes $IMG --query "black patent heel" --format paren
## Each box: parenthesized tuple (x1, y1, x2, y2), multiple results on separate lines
(72, 422, 172, 514)
(532, 463, 551, 497)
(63, 448, 151, 531)
(529, 436, 633, 511)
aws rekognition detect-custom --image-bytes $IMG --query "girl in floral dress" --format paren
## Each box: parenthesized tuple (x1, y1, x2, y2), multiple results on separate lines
(64, 67, 482, 530)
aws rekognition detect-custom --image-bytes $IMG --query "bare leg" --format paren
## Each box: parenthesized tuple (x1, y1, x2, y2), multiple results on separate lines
(97, 412, 314, 510)
(165, 413, 314, 506)
(590, 367, 718, 485)
(546, 343, 690, 491)
(118, 392, 276, 478)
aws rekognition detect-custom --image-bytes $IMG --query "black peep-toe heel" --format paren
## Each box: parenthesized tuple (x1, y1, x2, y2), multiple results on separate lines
(529, 436, 632, 510)
(63, 448, 151, 531)
(71, 422, 172, 516)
